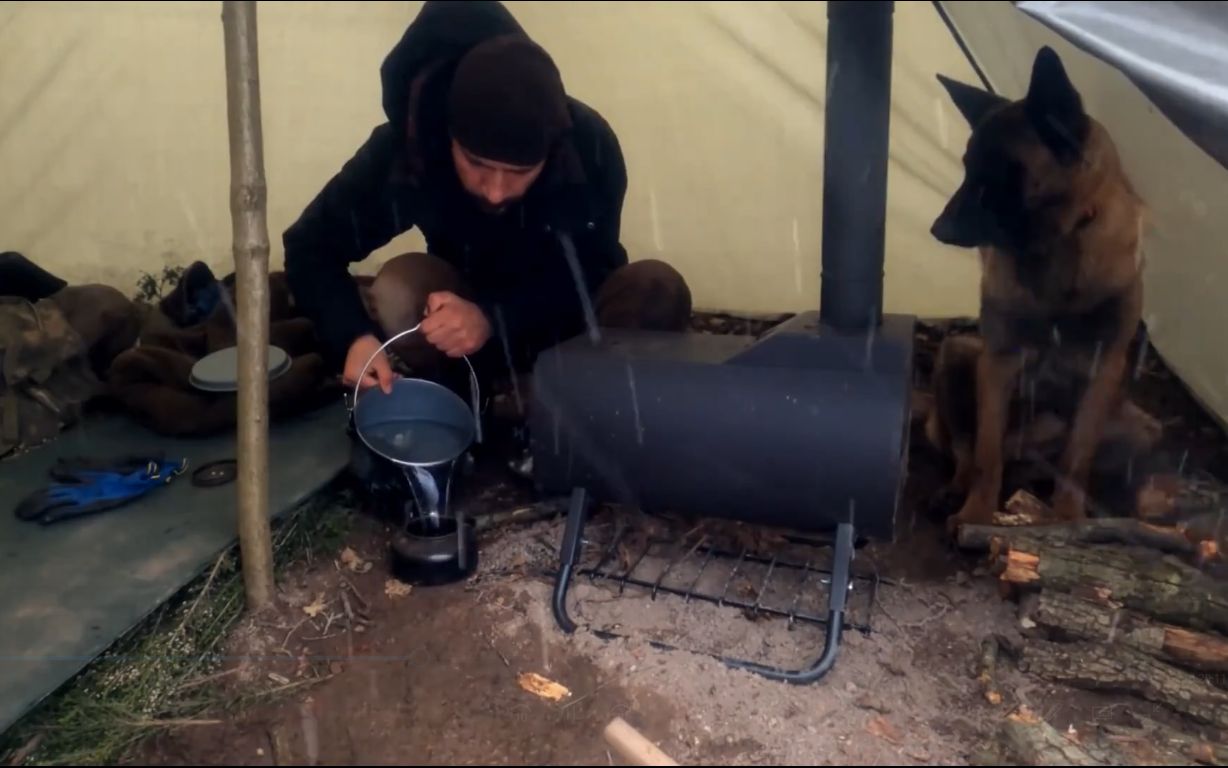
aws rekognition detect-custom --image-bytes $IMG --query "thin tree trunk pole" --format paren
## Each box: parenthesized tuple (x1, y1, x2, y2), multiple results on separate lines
(222, 0, 274, 610)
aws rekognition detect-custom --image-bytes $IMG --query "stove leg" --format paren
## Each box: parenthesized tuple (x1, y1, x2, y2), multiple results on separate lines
(723, 519, 856, 684)
(552, 486, 590, 633)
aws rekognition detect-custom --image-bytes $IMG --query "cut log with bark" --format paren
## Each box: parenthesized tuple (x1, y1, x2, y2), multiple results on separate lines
(993, 539, 1228, 634)
(960, 517, 1198, 556)
(997, 702, 1129, 761)
(1032, 590, 1228, 674)
(1136, 472, 1228, 567)
(999, 706, 1102, 766)
(1020, 639, 1228, 730)
(998, 705, 1203, 766)
(1100, 715, 1228, 766)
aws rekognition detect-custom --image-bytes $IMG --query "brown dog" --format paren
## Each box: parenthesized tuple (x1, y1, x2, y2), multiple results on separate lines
(925, 46, 1149, 533)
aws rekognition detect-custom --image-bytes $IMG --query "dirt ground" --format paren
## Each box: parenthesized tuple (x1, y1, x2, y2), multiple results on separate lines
(130, 316, 1228, 766)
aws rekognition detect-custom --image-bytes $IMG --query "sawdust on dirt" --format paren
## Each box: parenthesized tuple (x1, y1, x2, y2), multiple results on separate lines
(130, 466, 1072, 767)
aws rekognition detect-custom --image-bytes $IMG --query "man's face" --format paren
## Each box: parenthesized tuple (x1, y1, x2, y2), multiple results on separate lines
(451, 139, 545, 215)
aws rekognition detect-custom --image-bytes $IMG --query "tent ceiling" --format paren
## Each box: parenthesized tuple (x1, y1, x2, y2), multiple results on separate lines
(1015, 0, 1228, 172)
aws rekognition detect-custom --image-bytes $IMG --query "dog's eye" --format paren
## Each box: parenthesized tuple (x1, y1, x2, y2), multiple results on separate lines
(1076, 207, 1097, 229)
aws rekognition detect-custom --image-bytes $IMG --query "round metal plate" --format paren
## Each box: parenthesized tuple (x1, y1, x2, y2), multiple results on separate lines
(192, 459, 238, 488)
(189, 345, 291, 392)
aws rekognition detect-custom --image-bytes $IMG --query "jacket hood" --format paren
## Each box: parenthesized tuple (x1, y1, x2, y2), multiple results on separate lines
(379, 0, 526, 131)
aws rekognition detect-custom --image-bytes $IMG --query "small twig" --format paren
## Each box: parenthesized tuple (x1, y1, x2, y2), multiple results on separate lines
(174, 666, 241, 694)
(562, 678, 611, 710)
(176, 552, 228, 635)
(340, 590, 355, 625)
(901, 601, 953, 629)
(6, 734, 42, 766)
(282, 617, 310, 651)
(300, 632, 343, 642)
(339, 577, 370, 615)
(977, 636, 1003, 706)
(320, 610, 340, 636)
(485, 633, 511, 668)
(239, 675, 336, 710)
(874, 598, 905, 632)
(125, 718, 223, 728)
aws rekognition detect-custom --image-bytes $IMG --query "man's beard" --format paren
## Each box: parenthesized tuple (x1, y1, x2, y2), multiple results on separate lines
(470, 192, 521, 217)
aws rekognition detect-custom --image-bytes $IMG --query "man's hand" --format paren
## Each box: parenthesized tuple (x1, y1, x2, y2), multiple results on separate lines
(344, 334, 396, 394)
(421, 291, 492, 357)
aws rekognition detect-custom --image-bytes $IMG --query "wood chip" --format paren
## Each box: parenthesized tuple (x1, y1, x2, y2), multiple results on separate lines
(865, 715, 903, 745)
(384, 579, 412, 599)
(302, 595, 326, 618)
(339, 547, 372, 574)
(518, 672, 571, 702)
(1002, 489, 1053, 524)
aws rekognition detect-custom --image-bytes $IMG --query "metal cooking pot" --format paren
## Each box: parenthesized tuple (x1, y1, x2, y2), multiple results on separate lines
(348, 325, 482, 471)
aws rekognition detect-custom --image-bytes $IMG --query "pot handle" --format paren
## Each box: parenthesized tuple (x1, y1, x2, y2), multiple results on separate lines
(347, 323, 483, 445)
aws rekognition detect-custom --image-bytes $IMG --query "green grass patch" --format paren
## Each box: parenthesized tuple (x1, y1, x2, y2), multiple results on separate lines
(0, 481, 359, 766)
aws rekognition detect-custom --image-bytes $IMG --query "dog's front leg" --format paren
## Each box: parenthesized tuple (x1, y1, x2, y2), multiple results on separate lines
(947, 350, 1023, 534)
(1052, 342, 1129, 520)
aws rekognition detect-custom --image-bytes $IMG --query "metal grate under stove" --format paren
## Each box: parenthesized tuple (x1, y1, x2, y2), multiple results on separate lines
(550, 488, 884, 684)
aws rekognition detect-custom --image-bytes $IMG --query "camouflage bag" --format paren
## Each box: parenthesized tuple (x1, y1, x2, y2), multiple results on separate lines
(0, 296, 102, 460)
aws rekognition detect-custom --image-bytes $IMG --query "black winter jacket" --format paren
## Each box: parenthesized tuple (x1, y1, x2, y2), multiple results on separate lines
(283, 0, 629, 373)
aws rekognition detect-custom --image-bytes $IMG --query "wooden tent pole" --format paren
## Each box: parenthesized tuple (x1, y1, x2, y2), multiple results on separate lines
(222, 0, 274, 609)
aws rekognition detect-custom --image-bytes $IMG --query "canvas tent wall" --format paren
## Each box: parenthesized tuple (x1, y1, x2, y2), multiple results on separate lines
(0, 0, 1224, 429)
(0, 1, 981, 317)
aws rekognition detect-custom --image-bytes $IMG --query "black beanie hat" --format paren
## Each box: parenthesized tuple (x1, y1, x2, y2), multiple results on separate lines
(447, 34, 571, 166)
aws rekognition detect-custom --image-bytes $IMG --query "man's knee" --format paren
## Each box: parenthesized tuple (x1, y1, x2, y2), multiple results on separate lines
(369, 252, 466, 334)
(369, 252, 469, 370)
(595, 259, 692, 332)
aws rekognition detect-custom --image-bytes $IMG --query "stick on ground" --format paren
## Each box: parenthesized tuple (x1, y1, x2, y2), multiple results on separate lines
(978, 636, 1004, 706)
(603, 717, 679, 767)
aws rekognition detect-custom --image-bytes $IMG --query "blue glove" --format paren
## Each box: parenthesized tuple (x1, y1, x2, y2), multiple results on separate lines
(14, 456, 188, 525)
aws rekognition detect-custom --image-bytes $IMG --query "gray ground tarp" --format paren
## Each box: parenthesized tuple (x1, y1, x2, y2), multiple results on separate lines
(0, 402, 351, 734)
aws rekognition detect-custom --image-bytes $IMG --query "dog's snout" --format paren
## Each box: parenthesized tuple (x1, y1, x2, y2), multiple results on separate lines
(931, 185, 986, 248)
(930, 214, 957, 244)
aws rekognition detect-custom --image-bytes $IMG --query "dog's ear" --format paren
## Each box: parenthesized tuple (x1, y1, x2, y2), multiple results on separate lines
(1024, 46, 1089, 165)
(937, 73, 1008, 129)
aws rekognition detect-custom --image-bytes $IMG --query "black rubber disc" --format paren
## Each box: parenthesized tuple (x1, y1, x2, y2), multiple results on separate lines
(192, 459, 238, 488)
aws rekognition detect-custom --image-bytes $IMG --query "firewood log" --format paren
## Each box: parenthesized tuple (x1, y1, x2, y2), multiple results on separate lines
(1020, 640, 1228, 730)
(994, 540, 1228, 634)
(1032, 590, 1228, 674)
(960, 518, 1196, 556)
(999, 706, 1102, 766)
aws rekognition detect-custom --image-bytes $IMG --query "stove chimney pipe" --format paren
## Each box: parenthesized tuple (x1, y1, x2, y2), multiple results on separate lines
(819, 1, 894, 333)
